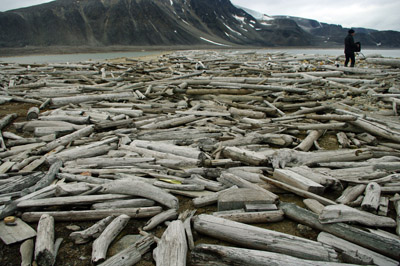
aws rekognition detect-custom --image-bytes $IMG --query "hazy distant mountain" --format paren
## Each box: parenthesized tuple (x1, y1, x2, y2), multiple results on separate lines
(0, 0, 399, 48)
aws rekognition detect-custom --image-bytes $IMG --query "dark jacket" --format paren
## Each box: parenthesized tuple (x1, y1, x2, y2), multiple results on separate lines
(344, 34, 358, 54)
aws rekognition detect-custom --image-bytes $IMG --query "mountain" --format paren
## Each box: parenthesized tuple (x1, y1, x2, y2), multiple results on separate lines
(272, 15, 400, 48)
(0, 0, 399, 48)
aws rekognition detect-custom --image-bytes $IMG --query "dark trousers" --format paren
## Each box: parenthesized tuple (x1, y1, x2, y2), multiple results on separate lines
(345, 52, 355, 67)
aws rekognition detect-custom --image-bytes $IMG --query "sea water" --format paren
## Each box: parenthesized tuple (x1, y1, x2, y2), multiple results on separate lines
(0, 49, 399, 64)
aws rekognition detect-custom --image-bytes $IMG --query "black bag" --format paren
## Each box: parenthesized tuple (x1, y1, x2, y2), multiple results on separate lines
(355, 42, 361, 52)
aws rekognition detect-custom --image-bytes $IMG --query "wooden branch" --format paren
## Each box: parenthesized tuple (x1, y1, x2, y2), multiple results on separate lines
(69, 216, 114, 244)
(92, 214, 130, 264)
(98, 235, 154, 266)
(143, 209, 178, 231)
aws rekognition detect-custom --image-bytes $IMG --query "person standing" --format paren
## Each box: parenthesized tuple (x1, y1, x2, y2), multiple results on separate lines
(344, 29, 359, 67)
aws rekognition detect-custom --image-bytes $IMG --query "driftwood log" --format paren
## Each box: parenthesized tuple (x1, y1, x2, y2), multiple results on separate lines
(92, 214, 130, 264)
(193, 214, 338, 262)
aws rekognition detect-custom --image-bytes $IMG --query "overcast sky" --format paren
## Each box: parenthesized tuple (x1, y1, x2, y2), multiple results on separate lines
(0, 0, 399, 31)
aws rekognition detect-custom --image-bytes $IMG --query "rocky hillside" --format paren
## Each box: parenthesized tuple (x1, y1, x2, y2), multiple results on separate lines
(273, 15, 400, 48)
(0, 0, 399, 48)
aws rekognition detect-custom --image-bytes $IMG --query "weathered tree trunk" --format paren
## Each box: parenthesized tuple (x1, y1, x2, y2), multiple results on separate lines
(193, 214, 338, 262)
(319, 204, 396, 227)
(191, 244, 352, 266)
(361, 182, 381, 212)
(273, 169, 325, 194)
(153, 220, 187, 266)
(260, 175, 336, 205)
(34, 214, 56, 266)
(100, 179, 179, 209)
(317, 232, 398, 266)
(213, 209, 284, 223)
(280, 202, 400, 260)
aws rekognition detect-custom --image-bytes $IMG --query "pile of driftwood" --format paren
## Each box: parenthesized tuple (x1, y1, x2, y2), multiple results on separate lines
(0, 49, 400, 265)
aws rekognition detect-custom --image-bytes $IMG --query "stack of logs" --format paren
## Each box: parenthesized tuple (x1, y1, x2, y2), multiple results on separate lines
(0, 49, 400, 265)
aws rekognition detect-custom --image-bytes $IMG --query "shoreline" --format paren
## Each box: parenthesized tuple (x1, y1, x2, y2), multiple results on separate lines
(0, 44, 369, 57)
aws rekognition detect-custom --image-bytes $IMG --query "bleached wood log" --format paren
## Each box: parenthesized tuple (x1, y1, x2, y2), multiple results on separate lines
(98, 235, 154, 266)
(180, 209, 196, 250)
(97, 108, 143, 117)
(69, 216, 114, 244)
(57, 173, 111, 185)
(222, 146, 268, 166)
(219, 172, 278, 202)
(395, 197, 400, 235)
(26, 107, 39, 121)
(305, 114, 357, 122)
(153, 181, 205, 191)
(121, 144, 198, 168)
(139, 115, 201, 129)
(349, 118, 400, 143)
(271, 148, 373, 168)
(303, 198, 325, 215)
(288, 166, 341, 189)
(229, 107, 266, 119)
(20, 238, 34, 266)
(192, 186, 238, 207)
(153, 220, 187, 266)
(273, 169, 325, 194)
(15, 120, 85, 132)
(21, 207, 162, 222)
(92, 198, 155, 210)
(280, 202, 400, 260)
(260, 175, 336, 205)
(39, 115, 90, 124)
(143, 209, 178, 231)
(131, 139, 204, 160)
(17, 194, 130, 208)
(317, 232, 398, 266)
(100, 179, 179, 209)
(22, 160, 62, 195)
(361, 182, 381, 212)
(184, 174, 225, 191)
(55, 182, 91, 196)
(191, 244, 355, 266)
(34, 214, 55, 266)
(64, 157, 155, 168)
(35, 125, 94, 154)
(92, 214, 130, 264)
(0, 113, 17, 130)
(213, 209, 284, 223)
(50, 92, 136, 106)
(0, 172, 44, 195)
(47, 143, 118, 164)
(319, 204, 396, 227)
(295, 130, 323, 151)
(336, 184, 366, 204)
(365, 58, 400, 67)
(193, 214, 338, 262)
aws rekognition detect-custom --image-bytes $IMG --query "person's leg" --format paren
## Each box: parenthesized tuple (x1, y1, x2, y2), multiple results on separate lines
(344, 54, 350, 67)
(350, 53, 355, 67)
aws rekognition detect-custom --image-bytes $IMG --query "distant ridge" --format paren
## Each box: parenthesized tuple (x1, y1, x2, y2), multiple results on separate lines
(0, 0, 399, 48)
